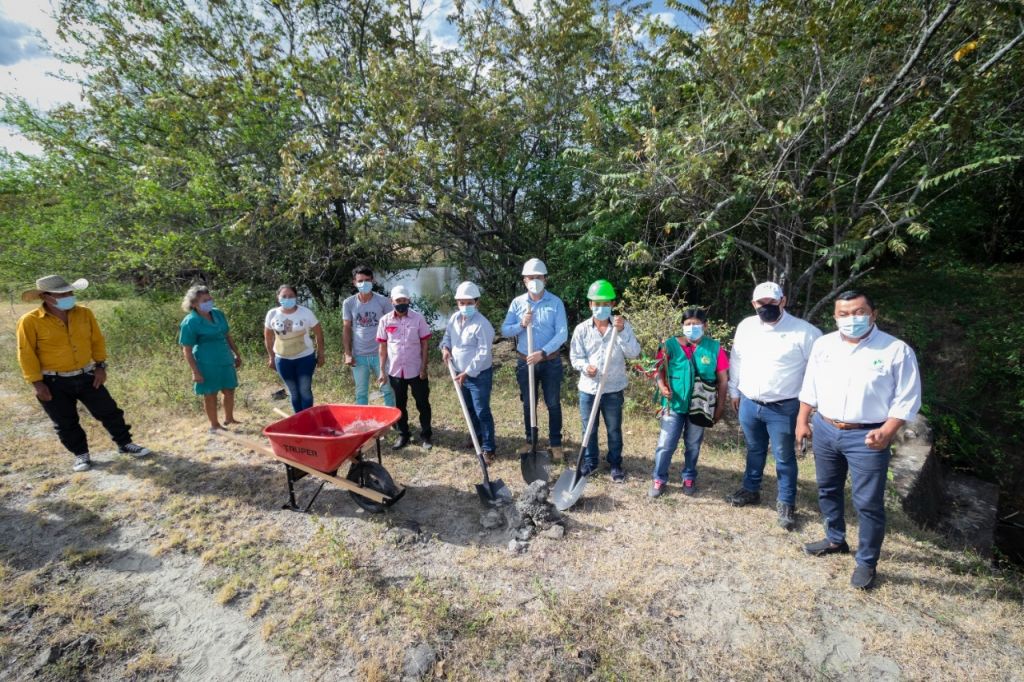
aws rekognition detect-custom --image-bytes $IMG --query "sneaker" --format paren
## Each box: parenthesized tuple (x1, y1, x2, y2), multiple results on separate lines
(119, 443, 152, 458)
(420, 438, 433, 451)
(850, 564, 877, 590)
(72, 453, 92, 472)
(579, 462, 597, 478)
(392, 435, 410, 450)
(648, 480, 666, 498)
(681, 479, 696, 496)
(726, 487, 761, 507)
(803, 538, 851, 556)
(610, 467, 625, 483)
(481, 450, 495, 465)
(777, 502, 796, 531)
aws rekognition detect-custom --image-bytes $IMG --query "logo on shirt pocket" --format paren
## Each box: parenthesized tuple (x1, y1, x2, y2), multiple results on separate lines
(386, 326, 398, 334)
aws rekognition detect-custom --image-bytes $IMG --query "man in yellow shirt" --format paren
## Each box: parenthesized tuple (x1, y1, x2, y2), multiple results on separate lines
(16, 275, 151, 472)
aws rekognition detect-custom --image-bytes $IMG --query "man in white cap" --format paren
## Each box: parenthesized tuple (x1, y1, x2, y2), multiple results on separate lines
(798, 290, 921, 589)
(341, 264, 395, 407)
(501, 258, 569, 453)
(726, 281, 821, 530)
(16, 275, 151, 472)
(376, 285, 433, 450)
(441, 281, 497, 461)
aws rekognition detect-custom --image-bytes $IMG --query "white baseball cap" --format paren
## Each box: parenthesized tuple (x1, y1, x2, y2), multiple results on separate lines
(752, 281, 783, 302)
(522, 258, 547, 276)
(455, 281, 481, 299)
(390, 285, 411, 301)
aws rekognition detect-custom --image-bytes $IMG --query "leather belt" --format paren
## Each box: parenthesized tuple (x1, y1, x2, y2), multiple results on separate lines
(820, 414, 884, 431)
(517, 352, 559, 363)
(749, 397, 797, 407)
(42, 363, 96, 378)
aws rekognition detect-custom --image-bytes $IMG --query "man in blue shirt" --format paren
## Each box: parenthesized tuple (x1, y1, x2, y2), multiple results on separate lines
(501, 258, 569, 450)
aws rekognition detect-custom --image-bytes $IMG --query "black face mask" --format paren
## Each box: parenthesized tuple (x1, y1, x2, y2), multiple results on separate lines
(756, 304, 781, 323)
(394, 303, 410, 314)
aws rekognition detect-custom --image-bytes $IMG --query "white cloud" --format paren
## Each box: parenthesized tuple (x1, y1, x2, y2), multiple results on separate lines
(0, 2, 84, 154)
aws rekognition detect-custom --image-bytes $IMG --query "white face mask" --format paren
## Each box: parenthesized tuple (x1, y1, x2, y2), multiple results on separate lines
(526, 279, 545, 295)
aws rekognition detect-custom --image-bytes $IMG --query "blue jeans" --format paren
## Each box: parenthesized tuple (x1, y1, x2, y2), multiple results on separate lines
(461, 368, 495, 453)
(812, 412, 891, 568)
(578, 390, 624, 469)
(276, 353, 317, 413)
(516, 357, 563, 446)
(652, 409, 705, 483)
(351, 354, 395, 407)
(738, 396, 799, 505)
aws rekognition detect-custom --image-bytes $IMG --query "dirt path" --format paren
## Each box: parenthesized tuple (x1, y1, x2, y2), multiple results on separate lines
(2, 370, 1023, 680)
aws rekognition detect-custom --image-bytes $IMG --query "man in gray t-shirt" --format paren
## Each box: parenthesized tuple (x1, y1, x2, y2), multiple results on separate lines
(342, 266, 396, 406)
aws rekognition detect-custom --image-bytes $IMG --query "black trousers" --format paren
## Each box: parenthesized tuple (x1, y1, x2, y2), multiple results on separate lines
(37, 373, 132, 456)
(388, 375, 432, 439)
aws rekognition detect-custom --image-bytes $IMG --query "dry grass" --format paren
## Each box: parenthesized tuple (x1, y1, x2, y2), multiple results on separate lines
(1, 300, 1023, 680)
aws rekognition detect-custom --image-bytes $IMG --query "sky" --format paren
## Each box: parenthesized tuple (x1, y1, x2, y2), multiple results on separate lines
(0, 0, 700, 156)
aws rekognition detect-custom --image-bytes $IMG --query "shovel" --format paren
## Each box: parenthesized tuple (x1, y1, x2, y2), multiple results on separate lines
(520, 323, 552, 484)
(553, 324, 620, 511)
(448, 359, 512, 505)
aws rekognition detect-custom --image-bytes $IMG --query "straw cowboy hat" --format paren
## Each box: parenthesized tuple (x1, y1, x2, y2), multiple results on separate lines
(21, 275, 89, 302)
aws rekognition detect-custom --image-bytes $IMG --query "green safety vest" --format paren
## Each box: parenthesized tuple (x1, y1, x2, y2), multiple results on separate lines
(663, 336, 720, 414)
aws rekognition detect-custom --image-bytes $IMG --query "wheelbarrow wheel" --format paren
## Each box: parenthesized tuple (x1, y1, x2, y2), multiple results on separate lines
(346, 460, 400, 513)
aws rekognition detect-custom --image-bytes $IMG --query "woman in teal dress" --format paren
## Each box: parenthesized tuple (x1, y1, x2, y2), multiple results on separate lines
(179, 285, 242, 431)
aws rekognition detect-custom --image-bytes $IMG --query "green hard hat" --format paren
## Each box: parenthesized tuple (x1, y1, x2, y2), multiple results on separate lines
(587, 279, 617, 301)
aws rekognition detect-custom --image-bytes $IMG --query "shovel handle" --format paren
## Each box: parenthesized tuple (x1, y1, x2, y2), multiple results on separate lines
(573, 326, 621, 478)
(447, 359, 491, 485)
(526, 323, 538, 432)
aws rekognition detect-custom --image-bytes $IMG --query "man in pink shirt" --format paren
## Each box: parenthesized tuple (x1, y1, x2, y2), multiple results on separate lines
(377, 286, 434, 450)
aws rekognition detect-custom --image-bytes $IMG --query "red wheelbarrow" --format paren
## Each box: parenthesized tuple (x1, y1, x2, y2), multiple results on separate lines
(218, 405, 406, 513)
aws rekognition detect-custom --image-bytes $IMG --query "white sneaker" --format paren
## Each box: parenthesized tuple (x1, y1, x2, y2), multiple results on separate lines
(72, 454, 92, 472)
(119, 443, 152, 458)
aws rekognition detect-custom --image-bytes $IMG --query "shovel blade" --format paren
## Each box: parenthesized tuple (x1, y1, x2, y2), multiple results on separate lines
(520, 450, 551, 484)
(476, 478, 513, 506)
(552, 468, 587, 511)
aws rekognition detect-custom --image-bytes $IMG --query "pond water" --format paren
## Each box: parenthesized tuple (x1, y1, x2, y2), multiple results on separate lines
(380, 266, 463, 329)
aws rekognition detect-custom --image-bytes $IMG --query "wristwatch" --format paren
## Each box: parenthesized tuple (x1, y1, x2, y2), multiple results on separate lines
(94, 361, 108, 369)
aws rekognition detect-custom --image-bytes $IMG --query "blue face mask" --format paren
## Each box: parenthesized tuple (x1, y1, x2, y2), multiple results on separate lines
(592, 305, 612, 321)
(459, 305, 476, 318)
(837, 314, 872, 339)
(682, 323, 703, 341)
(279, 297, 297, 309)
(54, 296, 76, 311)
(198, 300, 215, 313)
(356, 281, 373, 294)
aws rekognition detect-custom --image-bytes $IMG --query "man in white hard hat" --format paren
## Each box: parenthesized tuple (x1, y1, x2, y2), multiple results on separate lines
(376, 285, 433, 450)
(441, 281, 497, 462)
(501, 258, 569, 452)
(726, 281, 821, 531)
(16, 275, 152, 472)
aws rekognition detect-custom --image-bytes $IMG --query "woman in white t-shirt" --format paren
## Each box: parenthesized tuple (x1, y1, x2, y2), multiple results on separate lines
(263, 285, 325, 412)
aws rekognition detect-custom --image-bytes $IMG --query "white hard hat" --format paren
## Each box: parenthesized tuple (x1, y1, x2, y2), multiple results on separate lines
(455, 281, 481, 299)
(522, 258, 547, 276)
(751, 281, 783, 302)
(390, 285, 411, 301)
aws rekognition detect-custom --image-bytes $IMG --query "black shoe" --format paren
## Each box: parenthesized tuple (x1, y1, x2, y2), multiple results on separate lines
(803, 538, 850, 556)
(681, 479, 696, 496)
(610, 467, 625, 483)
(851, 564, 877, 590)
(579, 463, 597, 477)
(776, 502, 796, 531)
(420, 438, 433, 451)
(726, 487, 760, 507)
(392, 435, 410, 450)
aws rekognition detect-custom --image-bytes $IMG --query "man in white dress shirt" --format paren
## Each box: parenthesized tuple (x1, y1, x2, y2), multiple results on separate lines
(797, 290, 921, 589)
(441, 281, 497, 462)
(726, 282, 822, 530)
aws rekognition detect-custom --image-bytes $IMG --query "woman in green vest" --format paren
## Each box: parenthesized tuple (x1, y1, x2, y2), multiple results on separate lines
(649, 307, 730, 498)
